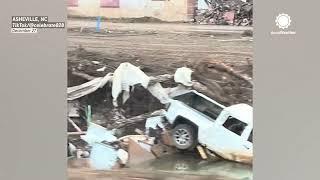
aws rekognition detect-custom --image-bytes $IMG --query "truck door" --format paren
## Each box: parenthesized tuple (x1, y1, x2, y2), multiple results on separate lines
(200, 114, 250, 154)
(242, 129, 253, 151)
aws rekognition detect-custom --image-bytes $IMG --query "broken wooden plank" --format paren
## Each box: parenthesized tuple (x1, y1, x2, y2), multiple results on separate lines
(68, 131, 86, 136)
(134, 128, 144, 135)
(197, 145, 208, 160)
(68, 117, 83, 133)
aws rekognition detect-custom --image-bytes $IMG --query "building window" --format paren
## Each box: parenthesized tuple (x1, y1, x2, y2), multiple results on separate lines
(68, 0, 78, 7)
(100, 0, 120, 8)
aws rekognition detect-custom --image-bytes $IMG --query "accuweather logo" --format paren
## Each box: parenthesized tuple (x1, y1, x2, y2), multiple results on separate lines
(271, 13, 296, 35)
(275, 13, 291, 29)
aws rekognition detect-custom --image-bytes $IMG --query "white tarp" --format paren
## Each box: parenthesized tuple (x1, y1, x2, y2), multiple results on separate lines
(145, 115, 165, 135)
(174, 67, 193, 87)
(112, 62, 150, 107)
(147, 83, 170, 104)
(67, 73, 112, 101)
(67, 63, 194, 106)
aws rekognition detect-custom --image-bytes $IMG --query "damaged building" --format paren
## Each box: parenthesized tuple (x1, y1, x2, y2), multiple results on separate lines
(67, 0, 253, 25)
(67, 0, 198, 22)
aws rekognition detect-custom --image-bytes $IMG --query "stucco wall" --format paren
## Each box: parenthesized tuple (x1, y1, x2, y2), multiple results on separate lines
(68, 0, 195, 22)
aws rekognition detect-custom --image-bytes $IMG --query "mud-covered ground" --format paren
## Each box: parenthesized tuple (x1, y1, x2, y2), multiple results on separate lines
(67, 19, 253, 179)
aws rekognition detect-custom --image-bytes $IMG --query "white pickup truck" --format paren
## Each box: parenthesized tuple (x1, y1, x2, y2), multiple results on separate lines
(164, 90, 253, 163)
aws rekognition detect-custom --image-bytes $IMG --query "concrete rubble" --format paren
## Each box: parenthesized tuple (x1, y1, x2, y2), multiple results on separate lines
(67, 62, 253, 171)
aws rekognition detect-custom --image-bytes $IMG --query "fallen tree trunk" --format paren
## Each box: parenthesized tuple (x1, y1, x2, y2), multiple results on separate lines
(207, 63, 253, 86)
(68, 117, 83, 132)
(71, 71, 96, 81)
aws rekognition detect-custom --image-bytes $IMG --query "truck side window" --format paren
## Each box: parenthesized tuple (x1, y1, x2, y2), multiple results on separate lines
(223, 116, 247, 136)
(248, 130, 253, 143)
(173, 92, 223, 120)
(173, 92, 195, 106)
(192, 96, 223, 120)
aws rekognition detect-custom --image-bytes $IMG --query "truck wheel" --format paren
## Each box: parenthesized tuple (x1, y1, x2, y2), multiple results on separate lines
(172, 124, 197, 150)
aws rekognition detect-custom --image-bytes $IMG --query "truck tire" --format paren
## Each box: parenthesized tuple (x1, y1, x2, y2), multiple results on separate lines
(172, 124, 197, 150)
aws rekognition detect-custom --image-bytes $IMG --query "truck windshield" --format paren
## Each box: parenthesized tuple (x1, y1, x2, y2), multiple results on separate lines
(173, 92, 223, 120)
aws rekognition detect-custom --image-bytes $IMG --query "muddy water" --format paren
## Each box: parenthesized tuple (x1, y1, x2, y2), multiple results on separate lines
(68, 153, 252, 180)
(131, 153, 252, 180)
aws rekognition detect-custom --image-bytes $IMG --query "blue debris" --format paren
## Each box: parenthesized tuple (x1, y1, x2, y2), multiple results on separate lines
(89, 142, 118, 170)
(81, 122, 117, 145)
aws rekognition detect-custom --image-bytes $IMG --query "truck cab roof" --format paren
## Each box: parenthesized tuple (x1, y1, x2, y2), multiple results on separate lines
(170, 90, 252, 125)
(170, 89, 225, 108)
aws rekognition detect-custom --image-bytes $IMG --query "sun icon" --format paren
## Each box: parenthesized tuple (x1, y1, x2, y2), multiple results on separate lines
(275, 13, 291, 29)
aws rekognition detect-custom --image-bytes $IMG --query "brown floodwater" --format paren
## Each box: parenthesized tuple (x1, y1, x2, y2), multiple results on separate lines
(68, 153, 252, 180)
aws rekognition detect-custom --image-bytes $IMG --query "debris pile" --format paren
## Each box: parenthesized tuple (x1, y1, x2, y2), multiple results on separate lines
(67, 62, 253, 170)
(192, 59, 252, 106)
(68, 47, 252, 106)
(195, 0, 253, 26)
(68, 111, 179, 170)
